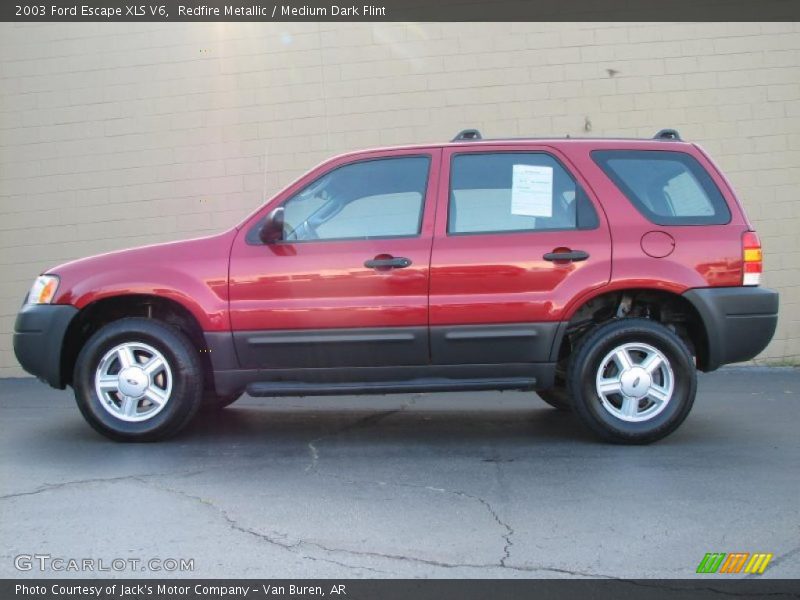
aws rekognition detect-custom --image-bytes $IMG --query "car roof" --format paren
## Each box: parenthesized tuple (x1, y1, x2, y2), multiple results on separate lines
(342, 137, 691, 156)
(341, 128, 692, 156)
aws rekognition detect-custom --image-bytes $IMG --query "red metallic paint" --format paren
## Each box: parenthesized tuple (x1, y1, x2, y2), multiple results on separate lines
(50, 231, 236, 331)
(565, 141, 747, 283)
(430, 144, 612, 325)
(44, 138, 751, 336)
(228, 147, 441, 331)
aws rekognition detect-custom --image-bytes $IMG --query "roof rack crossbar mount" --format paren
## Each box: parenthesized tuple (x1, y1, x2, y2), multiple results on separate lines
(654, 128, 682, 141)
(452, 129, 482, 142)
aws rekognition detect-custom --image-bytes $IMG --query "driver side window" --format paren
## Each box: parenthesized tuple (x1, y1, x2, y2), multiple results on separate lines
(281, 156, 430, 242)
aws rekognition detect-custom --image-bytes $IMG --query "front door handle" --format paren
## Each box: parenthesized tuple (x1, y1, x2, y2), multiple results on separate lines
(364, 256, 412, 269)
(543, 250, 590, 262)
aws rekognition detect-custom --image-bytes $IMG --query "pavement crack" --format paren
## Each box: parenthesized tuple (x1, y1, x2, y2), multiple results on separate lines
(291, 540, 616, 577)
(309, 470, 516, 569)
(458, 492, 514, 567)
(134, 476, 299, 550)
(0, 469, 209, 501)
(4, 474, 386, 574)
(132, 477, 388, 575)
(304, 402, 414, 473)
(303, 394, 518, 570)
(305, 440, 320, 473)
(0, 476, 135, 500)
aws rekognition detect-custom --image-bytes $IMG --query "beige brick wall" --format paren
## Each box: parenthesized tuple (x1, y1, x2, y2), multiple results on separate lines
(1, 22, 799, 376)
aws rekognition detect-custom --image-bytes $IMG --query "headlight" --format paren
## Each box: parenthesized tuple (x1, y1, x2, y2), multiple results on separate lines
(27, 275, 59, 304)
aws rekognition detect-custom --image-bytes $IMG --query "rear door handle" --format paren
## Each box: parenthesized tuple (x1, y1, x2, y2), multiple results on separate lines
(543, 250, 590, 262)
(364, 256, 412, 269)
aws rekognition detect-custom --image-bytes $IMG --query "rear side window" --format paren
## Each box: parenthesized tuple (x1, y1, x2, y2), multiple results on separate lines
(592, 150, 730, 226)
(448, 152, 598, 235)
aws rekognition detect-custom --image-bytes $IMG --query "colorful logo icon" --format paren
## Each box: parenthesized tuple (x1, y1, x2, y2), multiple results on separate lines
(696, 552, 773, 574)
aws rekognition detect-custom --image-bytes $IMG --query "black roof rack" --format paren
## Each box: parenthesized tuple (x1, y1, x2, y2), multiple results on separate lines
(449, 128, 684, 143)
(451, 129, 482, 142)
(654, 128, 682, 141)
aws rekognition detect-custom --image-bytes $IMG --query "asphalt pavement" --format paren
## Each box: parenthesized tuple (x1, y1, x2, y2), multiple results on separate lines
(1, 368, 798, 579)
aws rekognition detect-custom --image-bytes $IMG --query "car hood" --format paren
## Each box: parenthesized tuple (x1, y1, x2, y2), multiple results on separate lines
(46, 229, 238, 307)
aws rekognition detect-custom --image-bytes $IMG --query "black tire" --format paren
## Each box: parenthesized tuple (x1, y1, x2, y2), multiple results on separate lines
(73, 318, 204, 442)
(537, 387, 572, 411)
(201, 391, 242, 411)
(567, 318, 696, 444)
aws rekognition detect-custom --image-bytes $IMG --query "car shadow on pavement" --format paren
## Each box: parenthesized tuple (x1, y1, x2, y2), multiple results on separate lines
(180, 402, 598, 448)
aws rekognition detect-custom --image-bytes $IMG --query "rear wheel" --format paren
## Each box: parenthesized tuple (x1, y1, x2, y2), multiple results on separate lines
(73, 318, 204, 442)
(567, 318, 696, 444)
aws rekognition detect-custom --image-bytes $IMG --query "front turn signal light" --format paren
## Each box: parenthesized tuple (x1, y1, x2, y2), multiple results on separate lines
(27, 275, 60, 304)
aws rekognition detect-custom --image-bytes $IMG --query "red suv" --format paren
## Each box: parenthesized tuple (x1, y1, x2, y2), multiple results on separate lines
(13, 129, 778, 443)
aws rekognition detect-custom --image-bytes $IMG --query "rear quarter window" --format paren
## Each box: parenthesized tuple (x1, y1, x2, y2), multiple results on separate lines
(591, 150, 731, 226)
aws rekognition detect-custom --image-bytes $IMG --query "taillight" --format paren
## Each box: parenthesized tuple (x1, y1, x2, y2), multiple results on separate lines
(742, 231, 762, 286)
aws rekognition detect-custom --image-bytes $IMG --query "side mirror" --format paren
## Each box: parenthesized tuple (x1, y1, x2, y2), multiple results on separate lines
(259, 207, 285, 244)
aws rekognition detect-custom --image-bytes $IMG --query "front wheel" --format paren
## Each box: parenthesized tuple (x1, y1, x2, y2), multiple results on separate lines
(567, 318, 696, 444)
(73, 318, 204, 442)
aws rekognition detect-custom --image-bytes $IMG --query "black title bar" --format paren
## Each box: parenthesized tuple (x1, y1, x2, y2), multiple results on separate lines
(5, 579, 800, 600)
(2, 0, 800, 22)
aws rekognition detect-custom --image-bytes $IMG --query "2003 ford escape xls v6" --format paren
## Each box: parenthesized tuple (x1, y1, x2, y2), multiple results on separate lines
(14, 129, 779, 443)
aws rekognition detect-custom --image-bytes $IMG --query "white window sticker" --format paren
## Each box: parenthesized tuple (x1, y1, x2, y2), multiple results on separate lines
(511, 164, 553, 217)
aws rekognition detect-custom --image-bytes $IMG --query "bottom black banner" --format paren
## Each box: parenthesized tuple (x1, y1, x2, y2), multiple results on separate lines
(3, 579, 800, 600)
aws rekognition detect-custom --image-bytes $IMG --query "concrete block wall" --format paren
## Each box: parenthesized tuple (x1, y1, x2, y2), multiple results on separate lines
(1, 22, 799, 376)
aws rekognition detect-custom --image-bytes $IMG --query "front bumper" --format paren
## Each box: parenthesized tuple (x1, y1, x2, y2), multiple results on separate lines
(13, 303, 78, 388)
(683, 287, 779, 371)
